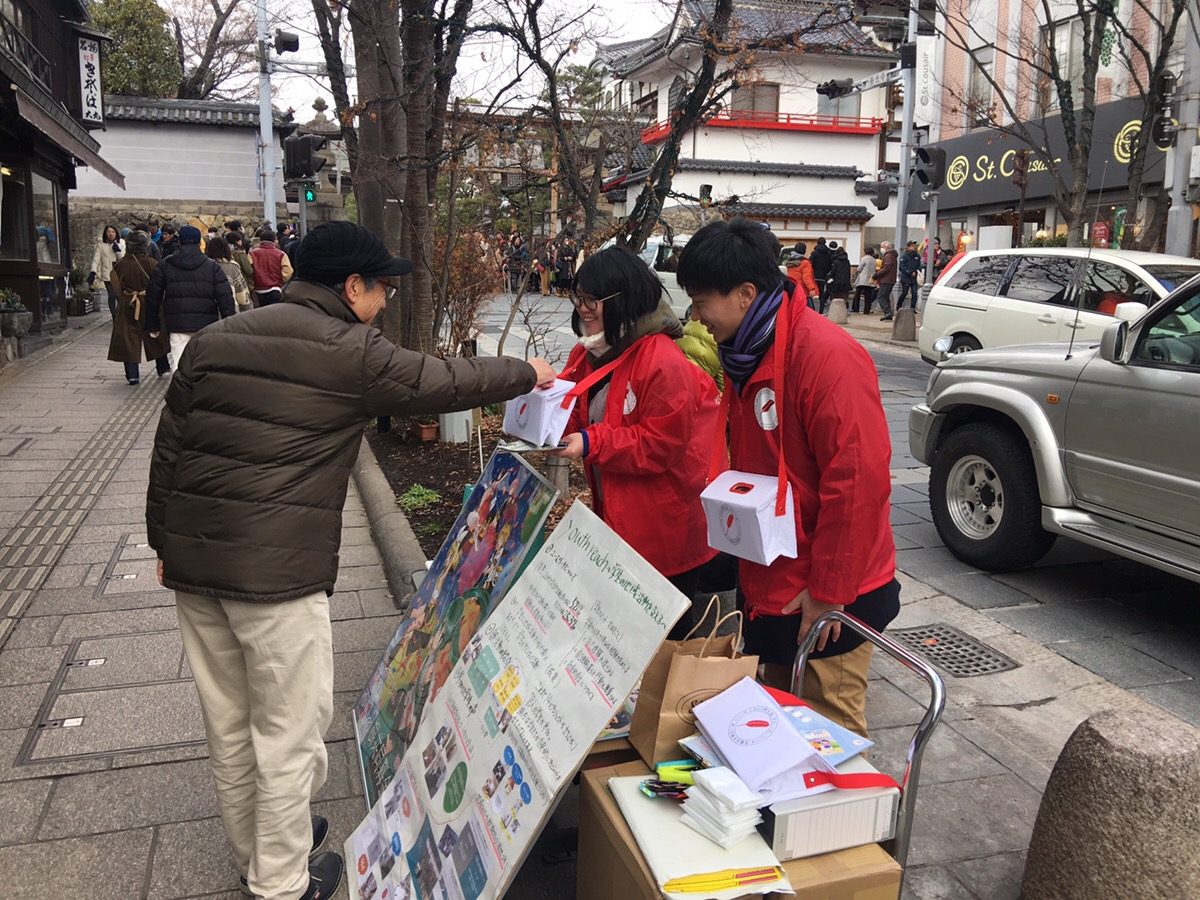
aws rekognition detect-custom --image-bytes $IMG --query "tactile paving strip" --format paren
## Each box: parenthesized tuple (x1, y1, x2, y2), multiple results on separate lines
(889, 623, 1020, 677)
(0, 378, 168, 648)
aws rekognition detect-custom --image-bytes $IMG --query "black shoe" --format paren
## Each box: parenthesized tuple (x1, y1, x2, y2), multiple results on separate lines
(239, 816, 331, 895)
(880, 315, 893, 321)
(301, 852, 344, 900)
(127, 378, 139, 385)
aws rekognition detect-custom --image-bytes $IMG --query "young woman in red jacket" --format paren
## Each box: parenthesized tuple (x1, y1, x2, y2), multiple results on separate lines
(676, 219, 899, 736)
(551, 246, 721, 637)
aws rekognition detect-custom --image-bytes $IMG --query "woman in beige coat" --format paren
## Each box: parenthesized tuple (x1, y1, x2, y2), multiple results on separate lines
(108, 232, 170, 384)
(90, 225, 125, 315)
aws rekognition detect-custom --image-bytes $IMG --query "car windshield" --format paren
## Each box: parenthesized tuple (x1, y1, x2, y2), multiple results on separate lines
(1142, 265, 1200, 292)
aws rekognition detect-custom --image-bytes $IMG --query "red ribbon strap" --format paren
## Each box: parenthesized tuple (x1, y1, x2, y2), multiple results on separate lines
(801, 769, 901, 792)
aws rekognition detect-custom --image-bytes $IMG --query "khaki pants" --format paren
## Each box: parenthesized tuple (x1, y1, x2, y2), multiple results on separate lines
(762, 641, 875, 737)
(176, 590, 333, 900)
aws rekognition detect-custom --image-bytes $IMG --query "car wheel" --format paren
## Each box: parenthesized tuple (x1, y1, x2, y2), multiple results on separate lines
(929, 422, 1056, 570)
(949, 334, 982, 354)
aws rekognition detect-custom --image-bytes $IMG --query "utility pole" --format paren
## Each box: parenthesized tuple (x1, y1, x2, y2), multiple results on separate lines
(255, 0, 276, 225)
(894, 0, 920, 250)
(1166, 1, 1200, 256)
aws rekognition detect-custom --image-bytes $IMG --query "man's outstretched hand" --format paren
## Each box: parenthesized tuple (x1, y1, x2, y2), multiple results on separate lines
(528, 358, 556, 387)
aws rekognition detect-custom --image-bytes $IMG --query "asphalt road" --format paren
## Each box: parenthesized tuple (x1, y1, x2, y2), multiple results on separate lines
(478, 292, 1200, 728)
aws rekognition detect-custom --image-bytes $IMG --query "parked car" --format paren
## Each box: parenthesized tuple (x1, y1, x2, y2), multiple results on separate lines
(909, 277, 1200, 582)
(919, 247, 1200, 364)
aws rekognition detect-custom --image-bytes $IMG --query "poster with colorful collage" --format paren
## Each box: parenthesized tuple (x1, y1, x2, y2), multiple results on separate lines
(354, 449, 558, 806)
(345, 501, 690, 900)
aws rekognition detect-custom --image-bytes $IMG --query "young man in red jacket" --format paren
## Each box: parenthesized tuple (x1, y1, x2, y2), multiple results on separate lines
(677, 218, 899, 736)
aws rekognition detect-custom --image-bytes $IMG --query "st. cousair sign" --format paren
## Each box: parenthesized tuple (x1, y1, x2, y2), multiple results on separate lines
(911, 98, 1169, 213)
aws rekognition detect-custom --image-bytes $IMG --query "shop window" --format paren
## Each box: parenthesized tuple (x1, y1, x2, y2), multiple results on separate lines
(31, 172, 59, 265)
(1040, 17, 1086, 113)
(0, 166, 30, 261)
(966, 46, 995, 127)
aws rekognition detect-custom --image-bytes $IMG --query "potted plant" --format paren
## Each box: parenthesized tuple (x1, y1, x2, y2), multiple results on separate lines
(415, 420, 439, 442)
(67, 267, 95, 316)
(0, 289, 32, 337)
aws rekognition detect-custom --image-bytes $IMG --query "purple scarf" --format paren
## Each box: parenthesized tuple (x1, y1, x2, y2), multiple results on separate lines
(718, 283, 786, 393)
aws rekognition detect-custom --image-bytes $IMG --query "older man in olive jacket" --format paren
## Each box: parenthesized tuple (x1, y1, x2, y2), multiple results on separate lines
(148, 221, 554, 900)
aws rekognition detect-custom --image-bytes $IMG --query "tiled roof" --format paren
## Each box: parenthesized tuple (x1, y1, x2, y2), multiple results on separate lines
(105, 96, 294, 129)
(726, 201, 874, 221)
(598, 0, 892, 75)
(677, 157, 863, 178)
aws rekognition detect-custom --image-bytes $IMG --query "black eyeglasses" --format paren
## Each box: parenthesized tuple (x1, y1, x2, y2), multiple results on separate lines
(570, 290, 620, 311)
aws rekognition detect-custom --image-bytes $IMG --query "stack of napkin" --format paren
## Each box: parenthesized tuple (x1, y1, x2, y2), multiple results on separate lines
(680, 767, 763, 848)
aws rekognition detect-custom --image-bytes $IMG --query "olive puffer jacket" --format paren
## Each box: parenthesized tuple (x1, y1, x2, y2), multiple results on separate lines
(147, 279, 538, 603)
(145, 246, 235, 335)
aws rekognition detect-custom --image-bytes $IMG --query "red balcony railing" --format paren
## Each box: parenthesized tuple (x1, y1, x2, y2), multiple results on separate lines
(641, 110, 884, 144)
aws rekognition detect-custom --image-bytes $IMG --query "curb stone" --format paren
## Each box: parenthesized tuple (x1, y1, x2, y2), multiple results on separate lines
(352, 435, 429, 610)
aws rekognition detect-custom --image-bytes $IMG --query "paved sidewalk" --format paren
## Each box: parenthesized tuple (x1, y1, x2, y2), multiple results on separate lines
(0, 314, 1183, 900)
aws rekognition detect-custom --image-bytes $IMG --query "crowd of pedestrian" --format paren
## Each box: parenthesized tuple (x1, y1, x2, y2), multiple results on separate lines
(93, 217, 301, 384)
(497, 231, 580, 296)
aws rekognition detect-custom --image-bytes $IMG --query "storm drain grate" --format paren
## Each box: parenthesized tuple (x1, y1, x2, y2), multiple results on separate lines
(890, 623, 1020, 677)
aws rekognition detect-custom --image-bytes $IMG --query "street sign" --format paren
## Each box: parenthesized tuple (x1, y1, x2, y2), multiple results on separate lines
(855, 67, 903, 93)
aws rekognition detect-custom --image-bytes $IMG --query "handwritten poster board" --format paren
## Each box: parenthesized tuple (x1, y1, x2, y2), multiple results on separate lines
(354, 450, 558, 807)
(345, 501, 689, 900)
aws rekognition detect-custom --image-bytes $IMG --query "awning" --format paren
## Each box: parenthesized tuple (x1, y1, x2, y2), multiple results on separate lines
(14, 87, 125, 190)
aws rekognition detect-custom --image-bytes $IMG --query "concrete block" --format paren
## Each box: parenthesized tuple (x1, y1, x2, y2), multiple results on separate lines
(891, 307, 917, 341)
(1022, 707, 1200, 900)
(826, 297, 849, 324)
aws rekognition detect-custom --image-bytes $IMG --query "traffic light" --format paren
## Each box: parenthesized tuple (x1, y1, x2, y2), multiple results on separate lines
(871, 181, 889, 211)
(913, 146, 947, 190)
(274, 29, 299, 54)
(899, 42, 916, 69)
(816, 79, 854, 99)
(304, 186, 316, 203)
(887, 82, 904, 111)
(699, 184, 712, 208)
(283, 134, 328, 180)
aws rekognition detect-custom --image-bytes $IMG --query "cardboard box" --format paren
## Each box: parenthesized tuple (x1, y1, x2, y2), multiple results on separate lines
(502, 379, 576, 447)
(759, 756, 900, 861)
(578, 761, 901, 900)
(700, 470, 797, 565)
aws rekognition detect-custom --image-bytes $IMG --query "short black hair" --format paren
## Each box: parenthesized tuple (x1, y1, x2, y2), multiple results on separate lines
(571, 245, 662, 347)
(676, 217, 785, 296)
(793, 242, 807, 255)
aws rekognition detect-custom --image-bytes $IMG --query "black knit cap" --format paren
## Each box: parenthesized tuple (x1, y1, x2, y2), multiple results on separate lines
(295, 221, 413, 286)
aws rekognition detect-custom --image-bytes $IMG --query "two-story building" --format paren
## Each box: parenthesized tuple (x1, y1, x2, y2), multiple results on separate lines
(595, 0, 897, 257)
(0, 0, 123, 345)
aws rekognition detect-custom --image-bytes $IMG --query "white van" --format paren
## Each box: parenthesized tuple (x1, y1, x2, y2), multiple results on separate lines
(919, 248, 1200, 364)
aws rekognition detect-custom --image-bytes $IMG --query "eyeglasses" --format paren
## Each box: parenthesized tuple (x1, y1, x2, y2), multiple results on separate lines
(570, 290, 620, 311)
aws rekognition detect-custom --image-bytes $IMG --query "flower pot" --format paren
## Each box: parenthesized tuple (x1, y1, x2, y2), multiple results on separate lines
(416, 422, 439, 442)
(0, 311, 33, 338)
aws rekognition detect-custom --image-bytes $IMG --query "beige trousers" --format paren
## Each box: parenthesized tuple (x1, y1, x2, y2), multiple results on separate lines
(176, 590, 333, 900)
(168, 331, 192, 369)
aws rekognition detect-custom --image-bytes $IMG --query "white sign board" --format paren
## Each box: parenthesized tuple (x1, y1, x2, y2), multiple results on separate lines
(78, 38, 103, 125)
(345, 501, 689, 900)
(914, 36, 938, 128)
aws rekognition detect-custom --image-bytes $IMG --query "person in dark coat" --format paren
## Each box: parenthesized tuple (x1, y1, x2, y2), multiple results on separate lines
(108, 232, 171, 384)
(896, 240, 922, 310)
(148, 220, 556, 900)
(145, 224, 235, 368)
(808, 236, 833, 312)
(827, 241, 852, 303)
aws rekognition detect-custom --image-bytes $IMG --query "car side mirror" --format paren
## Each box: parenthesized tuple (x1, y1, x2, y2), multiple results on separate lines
(1099, 320, 1129, 364)
(1114, 301, 1147, 323)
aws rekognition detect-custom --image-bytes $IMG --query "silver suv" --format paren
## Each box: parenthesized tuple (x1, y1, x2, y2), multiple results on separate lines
(908, 277, 1200, 581)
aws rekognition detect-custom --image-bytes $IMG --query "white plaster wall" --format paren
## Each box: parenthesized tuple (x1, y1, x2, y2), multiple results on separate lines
(671, 170, 865, 209)
(73, 121, 287, 202)
(679, 128, 878, 172)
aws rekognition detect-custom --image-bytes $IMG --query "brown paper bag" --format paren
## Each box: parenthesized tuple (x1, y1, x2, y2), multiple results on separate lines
(629, 600, 759, 766)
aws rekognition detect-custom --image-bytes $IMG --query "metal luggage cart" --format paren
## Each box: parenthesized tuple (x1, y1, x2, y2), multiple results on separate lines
(791, 609, 946, 892)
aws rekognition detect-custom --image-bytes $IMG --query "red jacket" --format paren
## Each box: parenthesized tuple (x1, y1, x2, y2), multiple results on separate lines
(564, 333, 720, 578)
(250, 242, 286, 291)
(786, 258, 818, 299)
(727, 283, 895, 613)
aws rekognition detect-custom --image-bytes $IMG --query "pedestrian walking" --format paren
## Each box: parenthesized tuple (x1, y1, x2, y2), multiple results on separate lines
(135, 223, 162, 261)
(876, 241, 898, 320)
(89, 224, 125, 315)
(827, 241, 852, 305)
(537, 242, 555, 296)
(248, 229, 292, 307)
(227, 231, 256, 299)
(808, 236, 832, 312)
(159, 222, 181, 259)
(783, 243, 820, 309)
(853, 247, 877, 314)
(505, 236, 529, 294)
(896, 240, 922, 311)
(147, 220, 555, 900)
(551, 245, 721, 638)
(145, 225, 236, 365)
(280, 224, 301, 265)
(206, 236, 253, 312)
(677, 218, 898, 736)
(107, 231, 170, 384)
